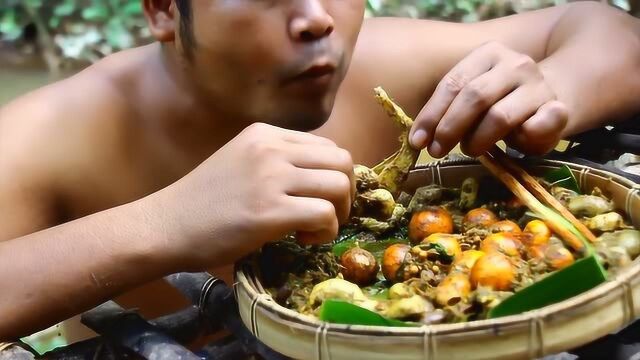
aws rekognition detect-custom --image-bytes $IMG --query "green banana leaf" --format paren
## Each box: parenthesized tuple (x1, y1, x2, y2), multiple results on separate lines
(488, 255, 605, 318)
(318, 299, 418, 327)
(545, 164, 581, 194)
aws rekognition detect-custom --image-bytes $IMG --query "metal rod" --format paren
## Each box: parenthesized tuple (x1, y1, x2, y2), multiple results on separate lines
(81, 301, 200, 360)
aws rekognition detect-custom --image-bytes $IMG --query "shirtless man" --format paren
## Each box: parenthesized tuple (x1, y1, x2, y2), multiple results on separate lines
(1, 0, 639, 341)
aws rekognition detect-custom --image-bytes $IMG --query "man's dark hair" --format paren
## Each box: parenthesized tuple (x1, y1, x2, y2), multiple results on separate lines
(175, 0, 196, 58)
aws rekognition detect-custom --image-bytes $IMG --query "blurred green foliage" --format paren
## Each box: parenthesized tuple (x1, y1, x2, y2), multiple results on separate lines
(0, 0, 637, 71)
(366, 0, 525, 21)
(0, 0, 149, 68)
(365, 0, 635, 21)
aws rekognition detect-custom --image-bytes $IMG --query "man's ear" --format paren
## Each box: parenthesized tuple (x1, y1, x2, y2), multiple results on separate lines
(143, 0, 176, 42)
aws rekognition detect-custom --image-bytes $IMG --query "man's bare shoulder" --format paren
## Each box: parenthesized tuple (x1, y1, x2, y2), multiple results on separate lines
(2, 66, 133, 171)
(0, 53, 146, 222)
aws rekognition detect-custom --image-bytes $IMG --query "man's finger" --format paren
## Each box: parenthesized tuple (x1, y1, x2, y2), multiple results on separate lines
(460, 82, 553, 156)
(284, 197, 339, 245)
(427, 66, 520, 157)
(281, 131, 338, 147)
(506, 100, 568, 155)
(410, 43, 501, 149)
(286, 144, 356, 202)
(286, 168, 352, 225)
(286, 145, 354, 174)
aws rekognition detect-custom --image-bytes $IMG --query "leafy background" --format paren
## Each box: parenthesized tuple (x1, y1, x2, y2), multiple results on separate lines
(0, 0, 638, 74)
(0, 0, 149, 72)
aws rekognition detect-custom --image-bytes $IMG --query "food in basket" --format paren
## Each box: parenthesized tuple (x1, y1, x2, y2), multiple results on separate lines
(255, 88, 640, 326)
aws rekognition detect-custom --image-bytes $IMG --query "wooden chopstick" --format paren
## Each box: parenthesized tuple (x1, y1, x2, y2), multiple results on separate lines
(477, 151, 586, 252)
(488, 146, 598, 243)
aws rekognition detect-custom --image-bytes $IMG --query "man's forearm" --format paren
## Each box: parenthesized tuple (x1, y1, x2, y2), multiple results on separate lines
(0, 197, 177, 340)
(540, 2, 640, 137)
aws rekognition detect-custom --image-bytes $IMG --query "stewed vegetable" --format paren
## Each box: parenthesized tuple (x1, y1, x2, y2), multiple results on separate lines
(261, 175, 640, 325)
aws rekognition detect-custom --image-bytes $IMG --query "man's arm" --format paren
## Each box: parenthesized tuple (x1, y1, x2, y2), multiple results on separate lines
(331, 2, 640, 159)
(0, 197, 177, 340)
(539, 2, 640, 136)
(0, 102, 355, 340)
(0, 98, 180, 339)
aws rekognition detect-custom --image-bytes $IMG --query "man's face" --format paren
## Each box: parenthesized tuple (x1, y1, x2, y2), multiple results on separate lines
(175, 0, 365, 131)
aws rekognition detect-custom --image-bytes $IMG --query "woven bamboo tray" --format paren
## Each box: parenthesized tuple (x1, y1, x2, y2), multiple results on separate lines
(235, 159, 640, 360)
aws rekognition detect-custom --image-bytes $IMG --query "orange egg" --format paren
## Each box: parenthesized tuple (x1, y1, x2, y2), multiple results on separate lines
(527, 243, 575, 270)
(463, 208, 498, 230)
(435, 272, 472, 306)
(340, 247, 379, 286)
(480, 232, 523, 257)
(489, 220, 522, 234)
(470, 252, 515, 291)
(409, 207, 454, 244)
(422, 233, 462, 259)
(382, 244, 411, 282)
(523, 220, 552, 246)
(544, 244, 575, 270)
(453, 250, 485, 272)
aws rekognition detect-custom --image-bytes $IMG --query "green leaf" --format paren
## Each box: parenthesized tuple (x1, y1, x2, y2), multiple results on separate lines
(488, 255, 606, 318)
(332, 240, 355, 258)
(105, 18, 134, 49)
(366, 0, 383, 12)
(427, 242, 454, 263)
(612, 0, 631, 11)
(319, 300, 417, 327)
(82, 5, 110, 21)
(0, 8, 22, 40)
(544, 165, 581, 194)
(24, 0, 43, 9)
(121, 1, 143, 16)
(49, 16, 61, 29)
(457, 0, 476, 14)
(54, 0, 76, 17)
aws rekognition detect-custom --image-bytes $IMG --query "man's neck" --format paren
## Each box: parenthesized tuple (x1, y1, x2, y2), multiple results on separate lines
(118, 43, 244, 164)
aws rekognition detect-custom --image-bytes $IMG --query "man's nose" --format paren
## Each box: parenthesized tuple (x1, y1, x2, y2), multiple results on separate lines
(288, 0, 334, 42)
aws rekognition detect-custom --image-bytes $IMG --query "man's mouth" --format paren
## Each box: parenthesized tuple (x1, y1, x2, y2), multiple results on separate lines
(296, 63, 336, 79)
(282, 59, 339, 89)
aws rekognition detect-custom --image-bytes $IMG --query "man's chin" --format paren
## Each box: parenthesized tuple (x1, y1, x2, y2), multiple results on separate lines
(266, 95, 335, 131)
(275, 110, 331, 132)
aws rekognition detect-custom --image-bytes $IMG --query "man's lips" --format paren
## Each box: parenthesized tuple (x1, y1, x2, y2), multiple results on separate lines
(282, 60, 338, 86)
(295, 64, 336, 79)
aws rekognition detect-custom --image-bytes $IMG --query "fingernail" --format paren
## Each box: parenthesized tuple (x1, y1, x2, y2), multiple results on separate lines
(430, 141, 443, 158)
(411, 128, 428, 149)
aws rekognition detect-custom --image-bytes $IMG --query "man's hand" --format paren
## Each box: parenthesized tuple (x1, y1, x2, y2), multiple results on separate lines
(154, 123, 355, 269)
(409, 41, 569, 158)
